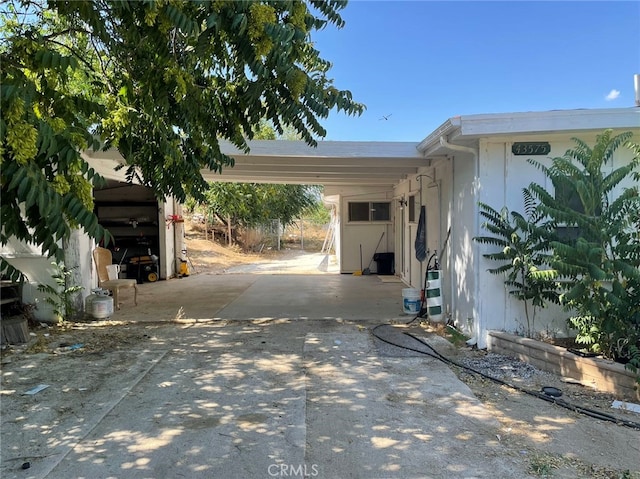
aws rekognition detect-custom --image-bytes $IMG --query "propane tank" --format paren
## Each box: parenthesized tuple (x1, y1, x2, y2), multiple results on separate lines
(86, 288, 113, 320)
(85, 289, 100, 319)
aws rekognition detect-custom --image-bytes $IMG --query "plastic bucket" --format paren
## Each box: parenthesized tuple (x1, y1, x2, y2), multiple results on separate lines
(402, 288, 421, 314)
(106, 264, 120, 280)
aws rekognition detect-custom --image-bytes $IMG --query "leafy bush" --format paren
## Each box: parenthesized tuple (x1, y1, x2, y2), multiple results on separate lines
(528, 130, 640, 364)
(37, 262, 83, 321)
(475, 190, 559, 338)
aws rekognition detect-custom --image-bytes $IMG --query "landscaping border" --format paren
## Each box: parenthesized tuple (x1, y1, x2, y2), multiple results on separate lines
(487, 330, 639, 401)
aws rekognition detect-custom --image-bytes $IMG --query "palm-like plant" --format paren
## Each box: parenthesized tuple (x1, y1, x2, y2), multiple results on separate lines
(475, 190, 559, 338)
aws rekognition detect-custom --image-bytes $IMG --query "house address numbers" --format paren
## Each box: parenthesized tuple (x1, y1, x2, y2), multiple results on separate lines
(511, 142, 551, 155)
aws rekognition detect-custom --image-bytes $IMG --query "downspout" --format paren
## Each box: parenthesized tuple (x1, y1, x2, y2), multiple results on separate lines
(439, 137, 480, 344)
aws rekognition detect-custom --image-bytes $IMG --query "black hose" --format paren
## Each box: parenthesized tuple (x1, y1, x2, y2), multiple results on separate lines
(371, 323, 640, 430)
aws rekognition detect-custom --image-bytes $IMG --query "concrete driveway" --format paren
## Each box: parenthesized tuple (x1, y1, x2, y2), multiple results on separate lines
(1, 261, 537, 479)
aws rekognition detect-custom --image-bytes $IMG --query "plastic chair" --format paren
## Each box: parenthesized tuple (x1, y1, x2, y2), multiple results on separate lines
(93, 247, 138, 310)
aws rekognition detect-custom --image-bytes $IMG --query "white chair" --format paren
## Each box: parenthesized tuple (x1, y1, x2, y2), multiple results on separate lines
(93, 247, 138, 310)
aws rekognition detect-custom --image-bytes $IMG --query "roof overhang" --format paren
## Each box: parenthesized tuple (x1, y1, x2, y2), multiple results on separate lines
(83, 140, 426, 188)
(83, 108, 639, 189)
(417, 107, 640, 157)
(210, 140, 425, 187)
(81, 150, 129, 183)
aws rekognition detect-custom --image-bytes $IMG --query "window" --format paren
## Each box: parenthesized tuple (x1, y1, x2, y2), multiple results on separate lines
(348, 202, 391, 222)
(553, 177, 599, 243)
(555, 179, 584, 214)
(348, 202, 370, 222)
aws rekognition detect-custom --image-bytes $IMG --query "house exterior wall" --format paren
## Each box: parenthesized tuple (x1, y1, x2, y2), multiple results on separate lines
(1, 240, 60, 322)
(65, 229, 94, 318)
(0, 229, 93, 322)
(159, 199, 175, 279)
(326, 186, 395, 274)
(393, 159, 453, 318)
(395, 126, 638, 348)
(430, 159, 454, 321)
(450, 151, 479, 335)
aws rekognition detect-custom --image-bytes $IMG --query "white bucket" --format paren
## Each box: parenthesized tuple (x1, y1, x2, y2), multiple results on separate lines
(106, 264, 120, 280)
(402, 288, 421, 314)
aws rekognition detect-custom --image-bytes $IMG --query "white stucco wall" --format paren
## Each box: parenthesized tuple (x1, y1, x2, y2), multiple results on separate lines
(449, 152, 479, 335)
(393, 158, 454, 321)
(431, 160, 454, 322)
(1, 229, 95, 321)
(1, 247, 60, 322)
(66, 229, 95, 317)
(327, 186, 394, 274)
(159, 199, 176, 279)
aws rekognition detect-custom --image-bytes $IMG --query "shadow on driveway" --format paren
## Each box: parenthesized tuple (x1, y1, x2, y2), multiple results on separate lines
(1, 253, 538, 479)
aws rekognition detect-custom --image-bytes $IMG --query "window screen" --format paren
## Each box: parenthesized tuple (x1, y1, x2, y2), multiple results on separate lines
(371, 202, 390, 221)
(348, 202, 391, 222)
(349, 202, 370, 222)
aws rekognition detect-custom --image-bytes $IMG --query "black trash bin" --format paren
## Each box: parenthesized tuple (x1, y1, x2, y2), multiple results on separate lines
(373, 252, 394, 275)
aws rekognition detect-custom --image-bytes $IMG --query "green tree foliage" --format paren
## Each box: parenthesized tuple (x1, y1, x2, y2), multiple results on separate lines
(1, 0, 364, 280)
(528, 130, 640, 363)
(203, 182, 321, 229)
(474, 190, 559, 338)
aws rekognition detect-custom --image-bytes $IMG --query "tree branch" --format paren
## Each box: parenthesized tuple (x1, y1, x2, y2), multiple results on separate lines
(46, 38, 97, 73)
(41, 27, 89, 40)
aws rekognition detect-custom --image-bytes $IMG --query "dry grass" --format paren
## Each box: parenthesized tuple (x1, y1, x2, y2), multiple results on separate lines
(183, 218, 329, 274)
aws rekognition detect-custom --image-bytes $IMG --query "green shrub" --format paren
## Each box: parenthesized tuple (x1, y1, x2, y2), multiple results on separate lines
(475, 190, 559, 338)
(528, 130, 640, 366)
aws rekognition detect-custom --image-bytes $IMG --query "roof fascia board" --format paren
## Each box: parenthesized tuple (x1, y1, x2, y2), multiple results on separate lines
(219, 140, 422, 159)
(230, 156, 427, 168)
(416, 117, 461, 156)
(457, 108, 640, 137)
(211, 176, 396, 187)
(416, 108, 639, 157)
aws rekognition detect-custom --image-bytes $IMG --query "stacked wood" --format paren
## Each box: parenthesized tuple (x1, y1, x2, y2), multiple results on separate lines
(1, 316, 29, 345)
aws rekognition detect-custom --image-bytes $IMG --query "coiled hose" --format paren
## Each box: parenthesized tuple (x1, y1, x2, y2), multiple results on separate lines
(371, 323, 640, 430)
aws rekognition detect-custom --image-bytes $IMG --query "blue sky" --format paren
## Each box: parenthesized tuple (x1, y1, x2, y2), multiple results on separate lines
(311, 1, 640, 142)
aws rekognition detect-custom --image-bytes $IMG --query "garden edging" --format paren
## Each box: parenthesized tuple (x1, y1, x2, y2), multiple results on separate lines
(487, 330, 639, 401)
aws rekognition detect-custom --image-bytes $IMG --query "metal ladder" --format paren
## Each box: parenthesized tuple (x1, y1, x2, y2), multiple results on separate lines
(321, 207, 338, 254)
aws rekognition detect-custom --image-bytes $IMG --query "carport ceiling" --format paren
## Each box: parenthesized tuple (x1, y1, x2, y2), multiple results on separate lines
(208, 140, 426, 187)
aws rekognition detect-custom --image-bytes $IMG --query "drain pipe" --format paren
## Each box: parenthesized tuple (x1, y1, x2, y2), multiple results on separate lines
(439, 137, 480, 345)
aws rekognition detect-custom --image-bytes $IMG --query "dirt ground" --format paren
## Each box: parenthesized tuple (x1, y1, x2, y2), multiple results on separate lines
(182, 219, 328, 275)
(1, 220, 639, 478)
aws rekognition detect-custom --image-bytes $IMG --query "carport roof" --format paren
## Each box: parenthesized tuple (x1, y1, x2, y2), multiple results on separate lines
(84, 140, 426, 188)
(208, 140, 425, 187)
(84, 108, 639, 188)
